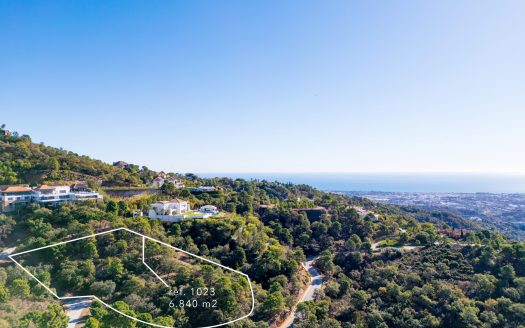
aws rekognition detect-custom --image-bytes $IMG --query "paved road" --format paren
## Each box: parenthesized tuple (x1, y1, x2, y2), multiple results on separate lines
(279, 256, 323, 328)
(0, 247, 16, 259)
(300, 257, 323, 302)
(62, 299, 92, 328)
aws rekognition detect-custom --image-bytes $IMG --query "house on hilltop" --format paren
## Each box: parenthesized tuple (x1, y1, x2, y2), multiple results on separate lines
(150, 176, 184, 188)
(148, 199, 190, 222)
(0, 185, 33, 211)
(113, 161, 128, 169)
(150, 176, 165, 188)
(0, 184, 103, 212)
(149, 199, 190, 216)
(437, 228, 466, 239)
(33, 185, 71, 204)
(148, 199, 219, 222)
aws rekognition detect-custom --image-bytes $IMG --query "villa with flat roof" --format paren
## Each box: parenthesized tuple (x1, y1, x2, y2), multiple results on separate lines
(0, 184, 103, 212)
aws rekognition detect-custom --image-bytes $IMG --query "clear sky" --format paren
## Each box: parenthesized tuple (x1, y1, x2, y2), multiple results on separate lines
(1, 1, 524, 174)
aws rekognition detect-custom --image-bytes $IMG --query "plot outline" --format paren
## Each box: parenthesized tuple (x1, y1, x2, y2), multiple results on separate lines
(8, 227, 255, 328)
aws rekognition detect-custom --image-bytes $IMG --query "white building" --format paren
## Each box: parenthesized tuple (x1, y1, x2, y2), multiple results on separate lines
(0, 184, 103, 212)
(33, 185, 72, 203)
(166, 177, 184, 188)
(150, 177, 165, 188)
(0, 185, 33, 211)
(199, 205, 218, 214)
(148, 199, 219, 222)
(149, 199, 190, 221)
(150, 176, 184, 188)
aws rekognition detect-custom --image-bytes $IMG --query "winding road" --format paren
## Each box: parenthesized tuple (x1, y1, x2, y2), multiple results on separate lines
(279, 256, 323, 328)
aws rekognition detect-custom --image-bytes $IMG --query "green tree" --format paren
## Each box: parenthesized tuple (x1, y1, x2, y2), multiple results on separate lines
(161, 181, 176, 194)
(41, 304, 69, 328)
(0, 163, 17, 184)
(315, 251, 334, 275)
(85, 317, 100, 328)
(21, 304, 68, 328)
(90, 280, 116, 300)
(10, 278, 30, 298)
(117, 200, 128, 216)
(106, 200, 118, 213)
(351, 290, 369, 310)
(361, 240, 372, 252)
(81, 239, 99, 259)
(102, 301, 137, 327)
(47, 157, 60, 171)
(261, 291, 286, 318)
(106, 257, 125, 280)
(0, 284, 8, 302)
(500, 264, 516, 286)
(509, 303, 525, 324)
(156, 316, 175, 326)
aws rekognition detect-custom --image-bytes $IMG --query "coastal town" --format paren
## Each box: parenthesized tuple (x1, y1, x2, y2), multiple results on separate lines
(343, 191, 525, 240)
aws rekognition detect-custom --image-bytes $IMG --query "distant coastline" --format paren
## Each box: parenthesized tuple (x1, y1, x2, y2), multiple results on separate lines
(198, 173, 525, 193)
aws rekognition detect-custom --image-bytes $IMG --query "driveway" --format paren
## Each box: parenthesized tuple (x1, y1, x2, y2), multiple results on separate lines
(62, 299, 92, 328)
(0, 247, 16, 259)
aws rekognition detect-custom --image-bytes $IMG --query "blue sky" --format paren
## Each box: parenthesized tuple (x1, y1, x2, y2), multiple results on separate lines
(1, 1, 524, 173)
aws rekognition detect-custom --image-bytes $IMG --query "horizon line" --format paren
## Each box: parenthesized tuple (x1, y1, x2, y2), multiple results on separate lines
(192, 171, 525, 176)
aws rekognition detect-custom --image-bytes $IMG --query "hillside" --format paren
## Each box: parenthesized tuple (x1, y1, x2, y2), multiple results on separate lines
(0, 127, 524, 328)
(0, 126, 156, 187)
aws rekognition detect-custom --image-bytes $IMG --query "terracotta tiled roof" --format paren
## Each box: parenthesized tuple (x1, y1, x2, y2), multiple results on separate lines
(0, 185, 32, 193)
(34, 185, 56, 191)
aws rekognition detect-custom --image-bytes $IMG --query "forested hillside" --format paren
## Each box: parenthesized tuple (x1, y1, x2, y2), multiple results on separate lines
(0, 128, 524, 327)
(0, 126, 156, 186)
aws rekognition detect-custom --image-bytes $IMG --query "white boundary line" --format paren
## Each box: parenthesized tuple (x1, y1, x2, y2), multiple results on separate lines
(9, 227, 255, 328)
(142, 236, 170, 288)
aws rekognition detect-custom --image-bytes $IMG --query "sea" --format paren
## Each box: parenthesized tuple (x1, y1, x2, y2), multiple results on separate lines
(198, 173, 525, 193)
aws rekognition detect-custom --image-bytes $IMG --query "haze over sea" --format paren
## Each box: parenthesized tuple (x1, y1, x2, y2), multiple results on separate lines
(199, 173, 525, 193)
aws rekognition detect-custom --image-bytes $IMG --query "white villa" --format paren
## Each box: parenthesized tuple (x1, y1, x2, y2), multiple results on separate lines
(149, 199, 190, 217)
(150, 177, 165, 188)
(0, 184, 103, 212)
(150, 176, 184, 188)
(148, 199, 220, 222)
(0, 185, 33, 211)
(33, 185, 72, 203)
